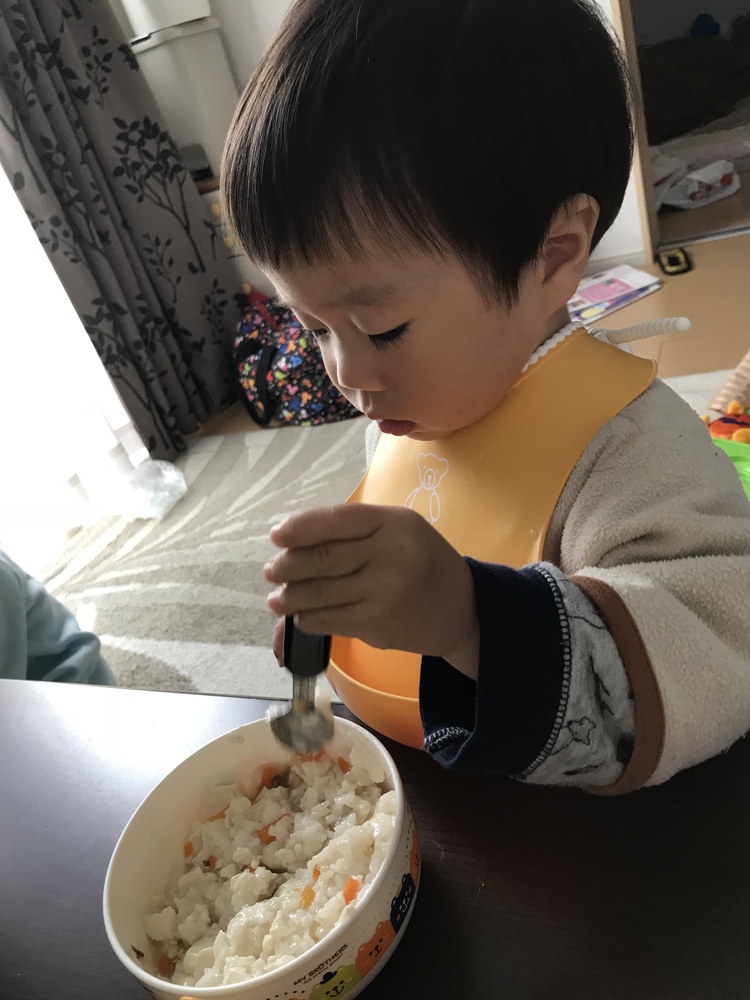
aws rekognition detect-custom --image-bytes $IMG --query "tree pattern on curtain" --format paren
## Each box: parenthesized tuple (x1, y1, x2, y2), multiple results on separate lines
(0, 0, 241, 458)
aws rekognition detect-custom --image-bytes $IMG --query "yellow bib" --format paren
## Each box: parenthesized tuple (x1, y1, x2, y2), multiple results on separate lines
(328, 328, 656, 746)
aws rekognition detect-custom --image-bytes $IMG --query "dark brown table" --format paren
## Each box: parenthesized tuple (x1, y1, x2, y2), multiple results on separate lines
(2, 679, 750, 1000)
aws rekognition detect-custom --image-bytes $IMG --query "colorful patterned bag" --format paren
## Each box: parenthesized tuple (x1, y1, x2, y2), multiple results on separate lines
(233, 291, 361, 427)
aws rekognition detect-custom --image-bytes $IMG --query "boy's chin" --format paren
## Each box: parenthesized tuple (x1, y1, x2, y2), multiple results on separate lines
(405, 427, 450, 441)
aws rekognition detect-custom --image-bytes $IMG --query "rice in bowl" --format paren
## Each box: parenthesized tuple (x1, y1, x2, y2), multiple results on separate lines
(144, 747, 396, 988)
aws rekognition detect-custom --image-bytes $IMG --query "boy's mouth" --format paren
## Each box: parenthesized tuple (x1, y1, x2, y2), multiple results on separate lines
(376, 419, 416, 437)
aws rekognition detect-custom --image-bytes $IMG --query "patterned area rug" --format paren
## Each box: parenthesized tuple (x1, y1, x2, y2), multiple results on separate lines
(40, 420, 368, 698)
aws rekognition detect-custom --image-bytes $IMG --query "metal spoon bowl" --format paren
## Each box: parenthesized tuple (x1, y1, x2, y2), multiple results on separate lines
(269, 618, 335, 755)
(269, 676, 335, 754)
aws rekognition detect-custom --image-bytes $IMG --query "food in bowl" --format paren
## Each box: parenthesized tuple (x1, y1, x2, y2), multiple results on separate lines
(104, 717, 419, 1000)
(144, 747, 396, 988)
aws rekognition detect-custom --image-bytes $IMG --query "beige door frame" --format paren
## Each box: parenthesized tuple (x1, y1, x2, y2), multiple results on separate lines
(609, 0, 659, 256)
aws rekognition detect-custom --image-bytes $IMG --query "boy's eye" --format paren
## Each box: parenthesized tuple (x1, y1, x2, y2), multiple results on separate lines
(368, 322, 409, 352)
(304, 323, 410, 352)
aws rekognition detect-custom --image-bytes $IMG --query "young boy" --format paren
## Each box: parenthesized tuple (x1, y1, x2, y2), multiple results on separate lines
(0, 549, 114, 685)
(222, 0, 750, 792)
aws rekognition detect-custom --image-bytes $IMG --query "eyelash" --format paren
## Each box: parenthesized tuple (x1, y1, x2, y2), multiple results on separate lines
(306, 323, 410, 353)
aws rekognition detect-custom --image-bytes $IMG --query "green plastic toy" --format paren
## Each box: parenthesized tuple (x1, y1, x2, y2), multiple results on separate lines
(714, 437, 750, 501)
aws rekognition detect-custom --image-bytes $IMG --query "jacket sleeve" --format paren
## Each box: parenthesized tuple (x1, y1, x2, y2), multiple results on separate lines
(422, 382, 750, 792)
(420, 560, 636, 786)
(0, 551, 115, 685)
(547, 381, 750, 789)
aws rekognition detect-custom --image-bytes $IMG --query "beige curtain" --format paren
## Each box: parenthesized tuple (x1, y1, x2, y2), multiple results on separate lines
(0, 0, 241, 458)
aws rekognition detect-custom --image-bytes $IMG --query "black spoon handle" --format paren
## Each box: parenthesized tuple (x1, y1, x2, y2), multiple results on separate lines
(283, 615, 332, 677)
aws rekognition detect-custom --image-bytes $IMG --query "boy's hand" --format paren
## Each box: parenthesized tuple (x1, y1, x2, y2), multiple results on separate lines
(265, 504, 479, 678)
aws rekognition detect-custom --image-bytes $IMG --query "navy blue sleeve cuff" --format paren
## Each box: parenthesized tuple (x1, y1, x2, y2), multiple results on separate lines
(419, 558, 567, 775)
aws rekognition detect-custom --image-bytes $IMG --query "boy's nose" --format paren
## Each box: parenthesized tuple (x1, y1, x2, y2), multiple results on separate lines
(330, 342, 386, 395)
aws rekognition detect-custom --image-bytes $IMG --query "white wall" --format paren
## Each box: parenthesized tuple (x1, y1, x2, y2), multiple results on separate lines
(631, 0, 749, 46)
(107, 0, 135, 39)
(211, 0, 292, 87)
(588, 181, 646, 270)
(588, 0, 649, 268)
(109, 0, 290, 89)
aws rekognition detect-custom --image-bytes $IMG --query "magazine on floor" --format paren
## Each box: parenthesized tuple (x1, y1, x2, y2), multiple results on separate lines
(569, 265, 661, 323)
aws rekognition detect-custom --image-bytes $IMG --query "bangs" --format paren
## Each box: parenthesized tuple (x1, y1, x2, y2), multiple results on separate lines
(222, 0, 633, 303)
(222, 2, 461, 278)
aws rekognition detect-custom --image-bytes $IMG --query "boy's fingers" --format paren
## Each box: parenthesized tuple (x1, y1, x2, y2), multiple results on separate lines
(293, 604, 373, 642)
(264, 536, 372, 585)
(269, 504, 387, 548)
(268, 573, 365, 616)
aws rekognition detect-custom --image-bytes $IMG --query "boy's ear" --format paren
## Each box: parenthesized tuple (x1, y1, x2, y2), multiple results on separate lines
(540, 194, 600, 306)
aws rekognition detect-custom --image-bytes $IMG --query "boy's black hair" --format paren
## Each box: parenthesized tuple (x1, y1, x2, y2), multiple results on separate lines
(222, 0, 633, 303)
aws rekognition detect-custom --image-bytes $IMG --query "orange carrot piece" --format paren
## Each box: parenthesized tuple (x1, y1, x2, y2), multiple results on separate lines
(183, 841, 194, 859)
(342, 876, 360, 904)
(258, 812, 292, 845)
(312, 864, 320, 883)
(205, 855, 217, 870)
(157, 954, 176, 978)
(257, 764, 279, 791)
(258, 824, 275, 845)
(301, 885, 315, 909)
(337, 756, 352, 774)
(209, 810, 226, 822)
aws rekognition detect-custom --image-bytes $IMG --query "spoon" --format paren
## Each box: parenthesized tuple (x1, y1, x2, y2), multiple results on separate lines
(269, 616, 335, 754)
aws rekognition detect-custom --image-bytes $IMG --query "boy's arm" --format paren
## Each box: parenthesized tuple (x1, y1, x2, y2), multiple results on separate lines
(0, 551, 115, 685)
(421, 382, 750, 791)
(420, 560, 637, 787)
(557, 382, 750, 788)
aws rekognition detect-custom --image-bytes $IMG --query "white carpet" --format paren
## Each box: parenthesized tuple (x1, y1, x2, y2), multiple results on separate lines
(662, 370, 731, 416)
(40, 419, 369, 700)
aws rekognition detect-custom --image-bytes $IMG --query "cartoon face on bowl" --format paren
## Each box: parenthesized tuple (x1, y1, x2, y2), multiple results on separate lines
(308, 964, 361, 1000)
(355, 921, 397, 978)
(390, 873, 417, 933)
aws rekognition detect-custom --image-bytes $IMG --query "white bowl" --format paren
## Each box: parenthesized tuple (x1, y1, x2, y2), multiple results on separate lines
(104, 717, 420, 1000)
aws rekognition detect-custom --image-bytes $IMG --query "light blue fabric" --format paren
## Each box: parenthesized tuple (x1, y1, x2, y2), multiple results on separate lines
(0, 550, 114, 684)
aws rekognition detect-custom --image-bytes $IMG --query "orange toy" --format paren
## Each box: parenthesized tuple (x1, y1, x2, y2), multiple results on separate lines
(702, 401, 750, 444)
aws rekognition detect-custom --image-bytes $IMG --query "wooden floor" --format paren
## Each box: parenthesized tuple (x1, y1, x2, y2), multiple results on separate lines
(658, 171, 750, 248)
(191, 400, 261, 438)
(613, 232, 750, 378)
